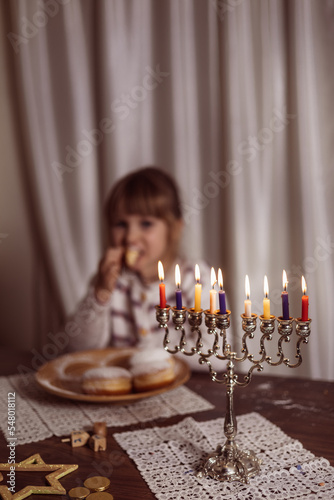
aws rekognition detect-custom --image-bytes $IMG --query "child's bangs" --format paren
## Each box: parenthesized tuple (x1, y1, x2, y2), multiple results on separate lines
(111, 182, 170, 222)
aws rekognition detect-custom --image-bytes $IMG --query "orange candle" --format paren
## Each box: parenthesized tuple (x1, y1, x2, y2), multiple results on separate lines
(263, 275, 270, 319)
(158, 261, 166, 308)
(194, 264, 202, 312)
(301, 276, 309, 321)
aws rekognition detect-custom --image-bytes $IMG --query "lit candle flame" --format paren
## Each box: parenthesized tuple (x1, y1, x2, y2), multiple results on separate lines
(211, 267, 217, 288)
(282, 270, 288, 291)
(175, 264, 181, 288)
(195, 264, 200, 283)
(218, 268, 223, 290)
(245, 275, 250, 299)
(264, 275, 269, 298)
(158, 260, 164, 282)
(302, 275, 307, 294)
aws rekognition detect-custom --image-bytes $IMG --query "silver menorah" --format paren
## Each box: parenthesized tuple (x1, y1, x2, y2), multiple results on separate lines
(155, 305, 311, 483)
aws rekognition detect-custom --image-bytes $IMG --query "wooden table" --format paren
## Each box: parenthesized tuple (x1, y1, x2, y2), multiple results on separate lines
(0, 349, 333, 499)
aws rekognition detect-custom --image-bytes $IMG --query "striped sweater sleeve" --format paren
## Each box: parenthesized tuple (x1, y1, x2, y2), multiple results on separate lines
(66, 286, 112, 352)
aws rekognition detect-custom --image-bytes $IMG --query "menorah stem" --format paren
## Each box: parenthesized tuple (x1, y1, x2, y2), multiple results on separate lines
(223, 361, 237, 444)
(197, 358, 262, 483)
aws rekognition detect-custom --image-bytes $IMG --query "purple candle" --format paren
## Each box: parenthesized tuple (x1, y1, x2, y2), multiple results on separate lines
(218, 268, 227, 314)
(176, 288, 182, 310)
(282, 270, 290, 319)
(219, 290, 227, 314)
(175, 264, 183, 310)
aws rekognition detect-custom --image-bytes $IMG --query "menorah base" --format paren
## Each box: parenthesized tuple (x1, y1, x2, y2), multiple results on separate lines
(196, 441, 262, 483)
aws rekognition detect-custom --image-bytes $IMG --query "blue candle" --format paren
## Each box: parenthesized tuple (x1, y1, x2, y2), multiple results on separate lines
(282, 270, 289, 319)
(218, 268, 227, 314)
(175, 264, 182, 310)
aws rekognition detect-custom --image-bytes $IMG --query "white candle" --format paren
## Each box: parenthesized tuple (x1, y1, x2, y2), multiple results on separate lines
(244, 275, 251, 317)
(210, 267, 217, 314)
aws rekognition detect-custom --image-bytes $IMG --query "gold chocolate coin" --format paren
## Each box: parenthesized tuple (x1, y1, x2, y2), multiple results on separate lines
(87, 493, 114, 499)
(84, 476, 111, 492)
(68, 486, 91, 499)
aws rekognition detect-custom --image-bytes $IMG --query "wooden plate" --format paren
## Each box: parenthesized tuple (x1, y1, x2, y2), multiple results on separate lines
(35, 348, 190, 402)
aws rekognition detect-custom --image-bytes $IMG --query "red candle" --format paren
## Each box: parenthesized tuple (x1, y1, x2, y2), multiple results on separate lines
(301, 276, 309, 321)
(158, 261, 166, 308)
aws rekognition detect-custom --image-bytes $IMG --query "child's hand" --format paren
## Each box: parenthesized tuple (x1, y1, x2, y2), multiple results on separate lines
(94, 247, 124, 304)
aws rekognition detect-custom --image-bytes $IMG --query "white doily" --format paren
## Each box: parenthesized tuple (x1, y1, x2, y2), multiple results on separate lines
(0, 373, 213, 445)
(114, 413, 334, 499)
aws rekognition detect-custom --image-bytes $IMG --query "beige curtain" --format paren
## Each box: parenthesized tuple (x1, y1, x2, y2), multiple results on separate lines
(1, 0, 333, 379)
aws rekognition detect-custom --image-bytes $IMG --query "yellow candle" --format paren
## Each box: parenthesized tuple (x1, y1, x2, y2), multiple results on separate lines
(194, 264, 202, 312)
(210, 267, 217, 313)
(244, 275, 251, 317)
(263, 275, 270, 318)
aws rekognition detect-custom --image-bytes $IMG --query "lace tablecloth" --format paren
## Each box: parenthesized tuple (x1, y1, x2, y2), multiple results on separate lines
(114, 412, 334, 499)
(0, 373, 213, 445)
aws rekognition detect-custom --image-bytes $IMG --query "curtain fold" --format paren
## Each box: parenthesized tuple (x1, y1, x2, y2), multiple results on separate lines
(291, 0, 334, 378)
(8, 1, 102, 316)
(3, 0, 334, 379)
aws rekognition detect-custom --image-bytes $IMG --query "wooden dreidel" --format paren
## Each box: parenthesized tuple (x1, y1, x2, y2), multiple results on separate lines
(89, 434, 107, 452)
(61, 430, 90, 447)
(93, 421, 107, 437)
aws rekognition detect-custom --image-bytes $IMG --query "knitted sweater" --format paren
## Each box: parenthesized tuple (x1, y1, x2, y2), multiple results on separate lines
(67, 260, 212, 360)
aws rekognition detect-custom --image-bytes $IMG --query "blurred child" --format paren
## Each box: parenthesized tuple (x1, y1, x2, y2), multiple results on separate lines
(67, 167, 210, 357)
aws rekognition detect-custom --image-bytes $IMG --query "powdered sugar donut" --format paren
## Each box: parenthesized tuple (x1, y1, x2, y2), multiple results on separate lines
(129, 348, 172, 367)
(129, 349, 176, 392)
(81, 366, 132, 395)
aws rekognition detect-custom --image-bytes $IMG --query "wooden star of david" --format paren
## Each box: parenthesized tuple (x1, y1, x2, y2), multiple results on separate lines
(0, 453, 78, 499)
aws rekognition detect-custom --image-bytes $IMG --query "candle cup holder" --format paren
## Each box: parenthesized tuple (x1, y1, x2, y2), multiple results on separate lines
(172, 306, 187, 327)
(155, 306, 311, 484)
(188, 308, 204, 327)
